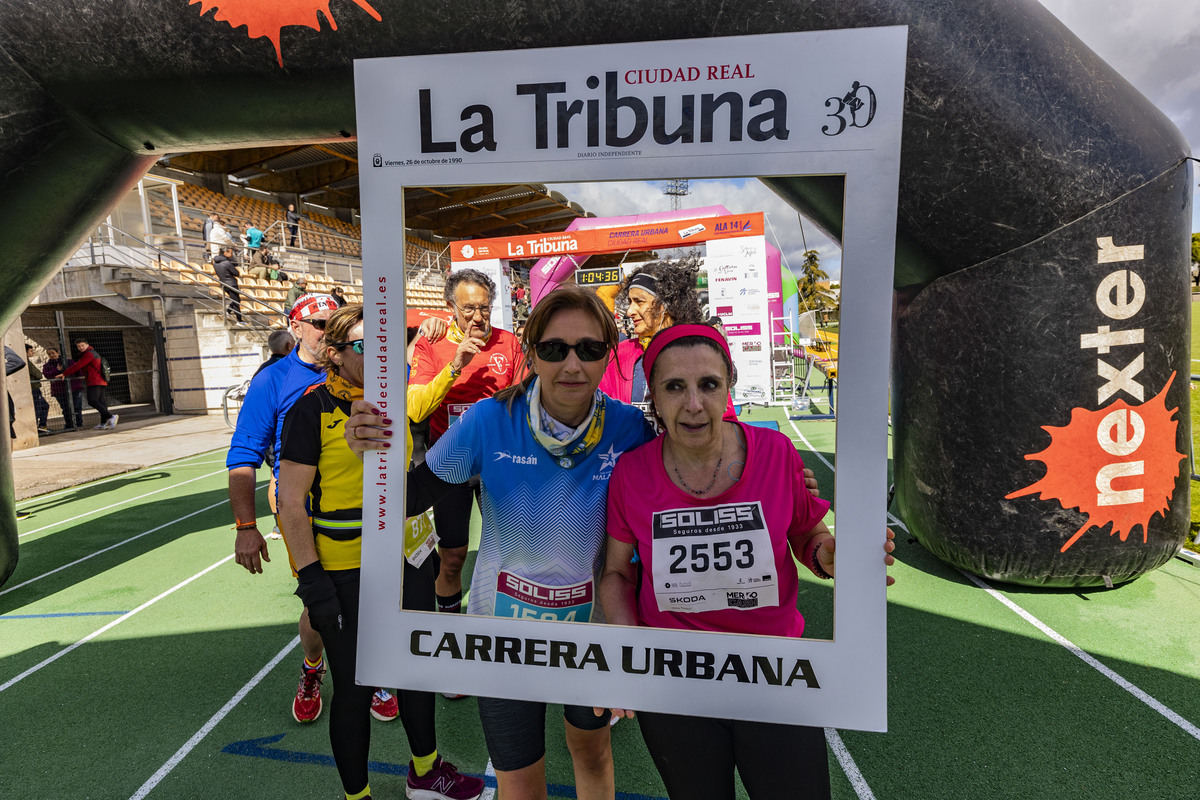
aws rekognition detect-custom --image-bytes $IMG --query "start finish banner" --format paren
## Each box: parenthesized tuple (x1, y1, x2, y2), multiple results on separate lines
(355, 28, 906, 733)
(450, 213, 764, 262)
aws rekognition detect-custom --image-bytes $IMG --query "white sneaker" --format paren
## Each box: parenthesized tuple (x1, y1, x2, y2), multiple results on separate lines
(93, 423, 106, 430)
(106, 414, 119, 430)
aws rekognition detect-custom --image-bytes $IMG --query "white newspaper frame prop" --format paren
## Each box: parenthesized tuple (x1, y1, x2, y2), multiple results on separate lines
(355, 28, 905, 731)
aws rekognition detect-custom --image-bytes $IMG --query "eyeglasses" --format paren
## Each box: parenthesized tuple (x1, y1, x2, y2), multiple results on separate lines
(330, 339, 364, 354)
(455, 303, 492, 318)
(533, 339, 610, 362)
(299, 318, 327, 330)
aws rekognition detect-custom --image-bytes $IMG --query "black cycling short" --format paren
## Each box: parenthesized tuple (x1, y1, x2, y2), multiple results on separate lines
(431, 475, 481, 550)
(476, 696, 610, 772)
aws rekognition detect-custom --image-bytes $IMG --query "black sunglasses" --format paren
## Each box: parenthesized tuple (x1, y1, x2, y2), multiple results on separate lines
(330, 339, 364, 354)
(299, 318, 327, 331)
(533, 339, 609, 362)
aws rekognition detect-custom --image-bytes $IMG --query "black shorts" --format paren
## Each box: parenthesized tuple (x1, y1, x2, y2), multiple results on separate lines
(476, 696, 610, 772)
(637, 711, 830, 799)
(432, 475, 481, 550)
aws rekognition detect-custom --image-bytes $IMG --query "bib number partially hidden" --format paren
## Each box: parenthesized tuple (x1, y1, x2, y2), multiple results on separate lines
(403, 511, 438, 568)
(494, 571, 593, 622)
(650, 501, 778, 613)
(447, 402, 473, 428)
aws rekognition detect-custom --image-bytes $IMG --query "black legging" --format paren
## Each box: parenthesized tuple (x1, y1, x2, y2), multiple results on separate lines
(324, 559, 438, 795)
(86, 385, 111, 424)
(431, 480, 479, 550)
(220, 280, 241, 321)
(637, 711, 831, 800)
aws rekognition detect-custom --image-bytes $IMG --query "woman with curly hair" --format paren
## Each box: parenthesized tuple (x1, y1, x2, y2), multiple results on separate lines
(598, 256, 705, 404)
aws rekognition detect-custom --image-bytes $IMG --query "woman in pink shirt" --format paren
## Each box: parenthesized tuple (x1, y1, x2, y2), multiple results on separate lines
(600, 324, 895, 800)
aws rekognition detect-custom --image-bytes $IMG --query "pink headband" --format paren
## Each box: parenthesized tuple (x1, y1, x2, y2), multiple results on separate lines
(642, 324, 732, 383)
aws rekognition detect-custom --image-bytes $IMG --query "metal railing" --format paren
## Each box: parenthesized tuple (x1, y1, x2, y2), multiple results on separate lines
(73, 224, 291, 330)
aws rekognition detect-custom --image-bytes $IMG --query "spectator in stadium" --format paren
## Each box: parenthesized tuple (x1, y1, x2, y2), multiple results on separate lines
(330, 286, 347, 307)
(599, 257, 706, 405)
(208, 215, 234, 261)
(60, 338, 115, 430)
(213, 246, 242, 324)
(286, 203, 301, 247)
(598, 324, 895, 800)
(286, 275, 309, 311)
(254, 329, 295, 377)
(246, 246, 278, 280)
(245, 223, 266, 253)
(202, 213, 218, 262)
(43, 347, 84, 430)
(278, 303, 484, 800)
(25, 344, 49, 434)
(407, 268, 523, 622)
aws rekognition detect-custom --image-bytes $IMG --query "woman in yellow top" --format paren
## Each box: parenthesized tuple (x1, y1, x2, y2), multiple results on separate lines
(278, 303, 484, 800)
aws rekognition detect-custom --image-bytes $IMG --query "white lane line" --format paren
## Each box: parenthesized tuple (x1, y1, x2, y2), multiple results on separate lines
(19, 469, 226, 538)
(963, 570, 1200, 743)
(826, 729, 877, 800)
(774, 420, 878, 797)
(130, 635, 301, 800)
(785, 417, 834, 473)
(889, 510, 1199, 741)
(1, 483, 265, 598)
(480, 759, 497, 800)
(15, 450, 224, 507)
(0, 554, 235, 693)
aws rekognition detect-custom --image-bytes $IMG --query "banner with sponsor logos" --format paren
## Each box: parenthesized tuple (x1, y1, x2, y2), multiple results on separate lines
(355, 28, 906, 731)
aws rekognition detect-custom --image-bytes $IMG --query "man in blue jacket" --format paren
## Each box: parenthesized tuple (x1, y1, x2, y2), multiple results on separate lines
(226, 293, 444, 726)
(227, 292, 364, 723)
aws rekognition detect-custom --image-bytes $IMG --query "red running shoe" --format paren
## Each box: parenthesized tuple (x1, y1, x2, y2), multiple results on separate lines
(292, 663, 324, 723)
(405, 757, 484, 800)
(370, 688, 399, 721)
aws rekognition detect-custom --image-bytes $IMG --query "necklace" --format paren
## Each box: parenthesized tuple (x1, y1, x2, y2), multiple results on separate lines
(671, 449, 723, 495)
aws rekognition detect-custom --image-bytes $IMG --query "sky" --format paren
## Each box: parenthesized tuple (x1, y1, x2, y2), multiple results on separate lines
(551, 1, 1200, 280)
(1038, 0, 1200, 227)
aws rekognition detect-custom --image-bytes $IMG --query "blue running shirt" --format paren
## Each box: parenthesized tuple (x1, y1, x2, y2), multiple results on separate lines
(226, 348, 325, 478)
(425, 392, 654, 621)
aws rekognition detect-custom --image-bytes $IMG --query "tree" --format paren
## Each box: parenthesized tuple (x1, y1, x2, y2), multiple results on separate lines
(795, 249, 837, 324)
(1192, 232, 1200, 265)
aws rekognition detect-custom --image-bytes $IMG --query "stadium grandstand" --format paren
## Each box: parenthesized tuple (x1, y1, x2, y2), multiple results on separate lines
(13, 149, 592, 443)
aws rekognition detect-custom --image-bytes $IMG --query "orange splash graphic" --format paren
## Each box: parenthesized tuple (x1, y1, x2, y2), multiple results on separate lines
(1006, 373, 1184, 553)
(190, 0, 382, 67)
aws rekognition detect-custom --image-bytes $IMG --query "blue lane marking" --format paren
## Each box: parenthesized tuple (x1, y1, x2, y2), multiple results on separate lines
(223, 735, 667, 799)
(1, 611, 129, 619)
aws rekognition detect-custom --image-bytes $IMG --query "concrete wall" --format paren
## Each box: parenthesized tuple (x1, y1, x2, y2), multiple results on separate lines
(4, 324, 38, 451)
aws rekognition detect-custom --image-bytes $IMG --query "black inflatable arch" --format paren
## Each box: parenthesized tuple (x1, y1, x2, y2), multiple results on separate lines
(0, 0, 1190, 587)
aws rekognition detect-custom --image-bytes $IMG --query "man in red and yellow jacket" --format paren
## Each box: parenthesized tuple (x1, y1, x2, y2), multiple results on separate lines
(408, 269, 523, 619)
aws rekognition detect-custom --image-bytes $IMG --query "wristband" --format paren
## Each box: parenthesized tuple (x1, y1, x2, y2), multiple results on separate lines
(811, 544, 833, 580)
(235, 520, 258, 531)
